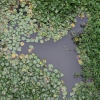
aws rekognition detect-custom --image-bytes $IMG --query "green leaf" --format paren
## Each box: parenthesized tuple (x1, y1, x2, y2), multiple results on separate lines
(33, 19, 37, 22)
(30, 39, 34, 42)
(22, 37, 26, 40)
(60, 73, 64, 77)
(17, 47, 21, 51)
(29, 45, 34, 49)
(35, 39, 38, 43)
(48, 64, 53, 71)
(26, 39, 31, 43)
(40, 40, 44, 43)
(54, 69, 59, 73)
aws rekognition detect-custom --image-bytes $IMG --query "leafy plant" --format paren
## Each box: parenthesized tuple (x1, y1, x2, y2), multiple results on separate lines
(0, 0, 100, 100)
(74, 15, 100, 91)
(0, 54, 67, 100)
(0, 0, 18, 8)
(73, 3, 100, 94)
(67, 82, 100, 100)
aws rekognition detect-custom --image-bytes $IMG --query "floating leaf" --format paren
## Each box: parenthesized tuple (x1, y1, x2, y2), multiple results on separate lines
(61, 86, 67, 92)
(78, 59, 83, 65)
(17, 47, 21, 51)
(35, 39, 38, 43)
(19, 54, 25, 59)
(12, 54, 16, 58)
(29, 45, 34, 49)
(43, 59, 46, 63)
(48, 64, 53, 71)
(39, 61, 42, 65)
(30, 39, 34, 42)
(60, 73, 64, 77)
(26, 39, 31, 43)
(9, 46, 12, 50)
(71, 23, 75, 27)
(22, 37, 26, 40)
(20, 42, 24, 46)
(54, 69, 59, 73)
(75, 37, 79, 42)
(53, 94, 57, 98)
(40, 40, 44, 43)
(78, 13, 85, 19)
(33, 19, 37, 22)
(28, 48, 33, 53)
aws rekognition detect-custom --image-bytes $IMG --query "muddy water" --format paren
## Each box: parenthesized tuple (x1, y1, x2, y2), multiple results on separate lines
(17, 16, 88, 97)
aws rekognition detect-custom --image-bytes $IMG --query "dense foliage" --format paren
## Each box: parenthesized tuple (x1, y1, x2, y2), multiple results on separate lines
(32, 0, 80, 25)
(0, 53, 67, 100)
(67, 82, 100, 100)
(0, 0, 16, 6)
(74, 17, 100, 90)
(0, 0, 100, 99)
(73, 1, 100, 91)
(31, 0, 86, 41)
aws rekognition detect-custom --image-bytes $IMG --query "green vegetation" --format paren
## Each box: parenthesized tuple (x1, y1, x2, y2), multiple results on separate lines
(0, 0, 100, 99)
(67, 82, 100, 100)
(72, 1, 100, 99)
(0, 53, 67, 100)
(74, 15, 100, 90)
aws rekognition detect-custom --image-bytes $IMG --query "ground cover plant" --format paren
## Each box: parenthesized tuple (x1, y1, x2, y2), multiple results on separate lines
(73, 1, 100, 89)
(74, 17, 100, 89)
(67, 82, 100, 100)
(0, 53, 67, 100)
(72, 1, 100, 99)
(0, 0, 100, 100)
